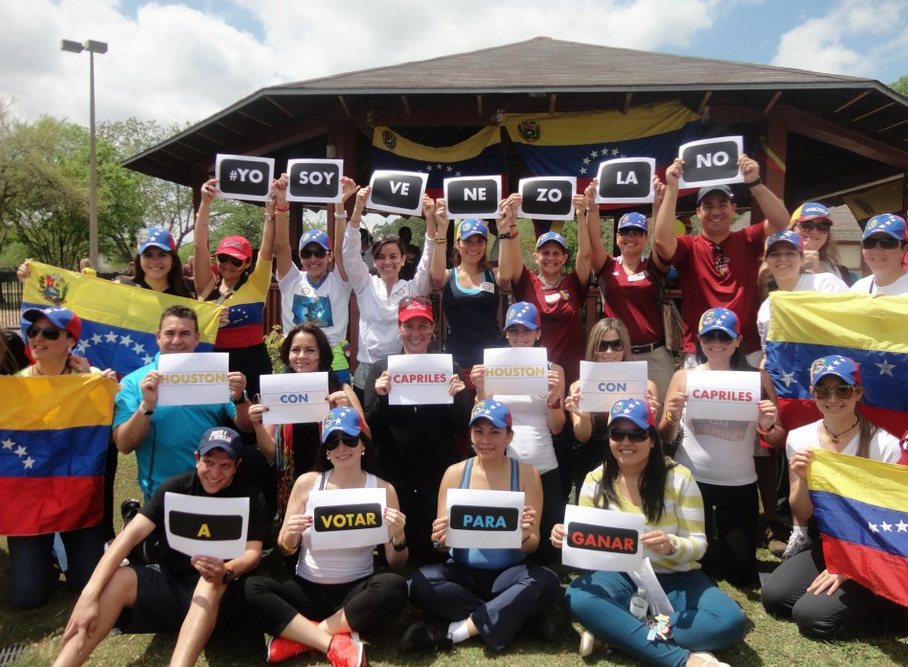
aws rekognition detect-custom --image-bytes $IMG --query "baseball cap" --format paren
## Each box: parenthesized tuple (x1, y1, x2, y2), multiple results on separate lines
(197, 427, 243, 460)
(321, 407, 363, 442)
(810, 355, 860, 387)
(457, 219, 488, 241)
(862, 214, 907, 242)
(138, 227, 175, 254)
(469, 399, 513, 429)
(398, 295, 434, 323)
(299, 229, 330, 252)
(765, 230, 804, 254)
(504, 302, 540, 330)
(617, 212, 648, 232)
(698, 307, 740, 338)
(216, 236, 253, 261)
(791, 202, 832, 224)
(535, 231, 567, 250)
(696, 184, 734, 205)
(21, 306, 82, 341)
(608, 398, 656, 430)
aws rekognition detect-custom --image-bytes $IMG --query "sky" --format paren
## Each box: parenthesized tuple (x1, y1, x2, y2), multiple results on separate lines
(1, 0, 907, 130)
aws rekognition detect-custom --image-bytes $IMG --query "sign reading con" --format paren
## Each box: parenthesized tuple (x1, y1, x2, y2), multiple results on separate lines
(367, 170, 429, 216)
(596, 158, 655, 204)
(259, 372, 329, 425)
(215, 154, 275, 202)
(286, 159, 343, 203)
(518, 177, 577, 220)
(443, 175, 502, 219)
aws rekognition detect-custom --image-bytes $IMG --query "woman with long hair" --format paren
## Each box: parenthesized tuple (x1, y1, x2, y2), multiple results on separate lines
(788, 202, 852, 285)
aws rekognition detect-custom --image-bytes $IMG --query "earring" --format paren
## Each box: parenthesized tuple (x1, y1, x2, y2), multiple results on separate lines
(361, 451, 364, 457)
(430, 332, 437, 342)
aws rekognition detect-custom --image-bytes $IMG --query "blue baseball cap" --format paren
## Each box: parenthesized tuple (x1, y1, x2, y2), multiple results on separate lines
(457, 219, 488, 241)
(608, 398, 655, 430)
(321, 407, 363, 442)
(810, 355, 861, 387)
(138, 227, 175, 254)
(765, 230, 803, 254)
(535, 231, 567, 250)
(470, 399, 513, 429)
(862, 214, 907, 242)
(617, 212, 648, 232)
(21, 306, 82, 342)
(299, 229, 330, 252)
(698, 308, 740, 338)
(791, 202, 832, 224)
(505, 301, 540, 330)
(197, 427, 243, 460)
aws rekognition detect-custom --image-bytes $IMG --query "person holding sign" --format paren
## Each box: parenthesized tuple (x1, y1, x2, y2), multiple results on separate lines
(402, 400, 560, 653)
(761, 356, 906, 638)
(243, 407, 408, 667)
(276, 175, 357, 384)
(849, 213, 908, 295)
(368, 295, 471, 563)
(659, 308, 784, 586)
(249, 322, 368, 517)
(338, 185, 437, 410)
(193, 178, 276, 399)
(552, 398, 745, 666)
(53, 427, 269, 667)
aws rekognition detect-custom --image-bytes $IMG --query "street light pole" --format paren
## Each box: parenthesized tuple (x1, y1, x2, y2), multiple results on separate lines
(61, 39, 108, 270)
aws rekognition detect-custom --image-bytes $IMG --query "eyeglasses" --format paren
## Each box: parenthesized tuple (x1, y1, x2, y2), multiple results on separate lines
(617, 228, 646, 237)
(399, 295, 432, 309)
(813, 384, 858, 400)
(861, 237, 902, 250)
(700, 330, 733, 343)
(300, 247, 328, 259)
(26, 325, 62, 340)
(797, 221, 831, 233)
(598, 339, 624, 352)
(712, 244, 729, 276)
(608, 427, 650, 443)
(216, 254, 244, 267)
(325, 433, 360, 451)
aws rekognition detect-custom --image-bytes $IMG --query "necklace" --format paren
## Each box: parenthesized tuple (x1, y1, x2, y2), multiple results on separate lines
(823, 417, 859, 444)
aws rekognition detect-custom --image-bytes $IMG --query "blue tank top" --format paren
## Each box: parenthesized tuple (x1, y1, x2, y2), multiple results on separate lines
(441, 267, 501, 368)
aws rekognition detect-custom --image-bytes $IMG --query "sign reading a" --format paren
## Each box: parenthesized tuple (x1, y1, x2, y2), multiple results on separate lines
(367, 170, 429, 216)
(443, 176, 502, 219)
(518, 177, 577, 220)
(215, 154, 275, 202)
(164, 493, 249, 560)
(678, 136, 744, 188)
(286, 159, 343, 203)
(596, 158, 655, 204)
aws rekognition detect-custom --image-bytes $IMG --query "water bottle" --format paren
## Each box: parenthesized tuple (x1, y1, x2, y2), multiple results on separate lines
(629, 587, 648, 621)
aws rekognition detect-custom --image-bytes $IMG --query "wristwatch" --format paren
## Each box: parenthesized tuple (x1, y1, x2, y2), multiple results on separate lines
(232, 390, 249, 405)
(222, 567, 236, 584)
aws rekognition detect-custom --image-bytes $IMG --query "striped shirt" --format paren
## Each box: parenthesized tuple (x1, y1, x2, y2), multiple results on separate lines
(579, 460, 707, 573)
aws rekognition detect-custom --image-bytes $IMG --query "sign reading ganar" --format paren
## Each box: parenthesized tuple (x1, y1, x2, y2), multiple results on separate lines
(518, 177, 577, 220)
(164, 493, 249, 560)
(308, 487, 388, 551)
(215, 154, 275, 202)
(678, 136, 744, 188)
(445, 488, 524, 549)
(367, 170, 429, 216)
(561, 505, 645, 571)
(596, 158, 655, 204)
(286, 159, 343, 203)
(443, 175, 502, 219)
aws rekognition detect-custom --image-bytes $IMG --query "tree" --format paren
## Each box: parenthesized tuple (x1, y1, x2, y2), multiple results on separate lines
(889, 75, 908, 99)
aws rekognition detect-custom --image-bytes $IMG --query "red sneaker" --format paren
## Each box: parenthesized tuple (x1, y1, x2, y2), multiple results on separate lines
(266, 635, 313, 663)
(327, 632, 366, 667)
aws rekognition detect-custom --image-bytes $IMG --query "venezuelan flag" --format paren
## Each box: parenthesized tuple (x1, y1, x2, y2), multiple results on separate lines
(764, 291, 908, 436)
(808, 449, 908, 608)
(23, 262, 222, 377)
(371, 126, 503, 197)
(0, 375, 118, 536)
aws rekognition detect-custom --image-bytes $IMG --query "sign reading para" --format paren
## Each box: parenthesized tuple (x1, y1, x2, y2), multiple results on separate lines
(578, 360, 649, 413)
(259, 372, 329, 425)
(445, 488, 525, 549)
(685, 370, 761, 421)
(157, 352, 230, 406)
(561, 505, 644, 571)
(367, 170, 428, 216)
(215, 154, 275, 202)
(518, 177, 577, 220)
(443, 175, 502, 219)
(164, 493, 249, 560)
(308, 487, 388, 551)
(596, 158, 655, 204)
(286, 159, 343, 203)
(678, 136, 744, 188)
(387, 353, 454, 406)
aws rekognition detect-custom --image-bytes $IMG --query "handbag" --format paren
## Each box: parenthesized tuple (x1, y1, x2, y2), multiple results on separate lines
(655, 268, 683, 352)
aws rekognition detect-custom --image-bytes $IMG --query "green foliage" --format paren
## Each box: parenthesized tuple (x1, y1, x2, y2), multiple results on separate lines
(264, 324, 286, 373)
(889, 74, 908, 98)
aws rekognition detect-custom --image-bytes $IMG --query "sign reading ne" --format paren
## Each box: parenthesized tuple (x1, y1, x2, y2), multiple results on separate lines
(387, 354, 453, 406)
(483, 347, 548, 396)
(678, 136, 744, 188)
(286, 159, 343, 203)
(367, 170, 428, 216)
(561, 505, 645, 571)
(596, 158, 655, 204)
(578, 360, 649, 413)
(518, 177, 577, 220)
(308, 487, 388, 551)
(259, 372, 329, 425)
(215, 154, 275, 202)
(157, 352, 230, 406)
(445, 488, 525, 549)
(685, 370, 761, 421)
(443, 175, 502, 219)
(164, 493, 249, 560)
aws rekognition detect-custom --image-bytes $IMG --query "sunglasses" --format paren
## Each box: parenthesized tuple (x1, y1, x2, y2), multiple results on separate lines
(861, 237, 902, 250)
(712, 244, 729, 276)
(325, 433, 360, 451)
(216, 254, 245, 267)
(617, 228, 646, 237)
(797, 221, 831, 233)
(300, 247, 328, 259)
(813, 384, 858, 400)
(700, 330, 733, 343)
(26, 325, 63, 340)
(609, 427, 650, 443)
(400, 295, 432, 308)
(598, 339, 624, 352)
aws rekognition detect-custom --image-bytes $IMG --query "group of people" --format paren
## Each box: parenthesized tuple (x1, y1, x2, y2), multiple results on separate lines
(4, 152, 908, 667)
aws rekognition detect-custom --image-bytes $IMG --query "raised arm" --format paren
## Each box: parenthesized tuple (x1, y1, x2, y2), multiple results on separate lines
(653, 159, 682, 262)
(573, 190, 592, 286)
(193, 178, 219, 296)
(407, 195, 437, 296)
(331, 177, 360, 282)
(259, 174, 284, 264)
(495, 193, 523, 286)
(340, 186, 371, 286)
(584, 180, 610, 275)
(738, 154, 790, 235)
(272, 174, 294, 279)
(649, 176, 669, 272)
(430, 198, 450, 291)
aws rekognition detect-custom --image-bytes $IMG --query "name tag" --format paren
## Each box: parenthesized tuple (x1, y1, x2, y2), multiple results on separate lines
(544, 291, 561, 303)
(627, 272, 646, 283)
(299, 286, 315, 297)
(479, 281, 495, 294)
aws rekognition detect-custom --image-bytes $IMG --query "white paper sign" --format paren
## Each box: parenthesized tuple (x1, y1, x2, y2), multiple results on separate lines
(215, 154, 275, 202)
(286, 159, 343, 203)
(387, 354, 453, 406)
(443, 175, 502, 220)
(259, 372, 329, 425)
(157, 352, 230, 406)
(164, 493, 249, 560)
(629, 558, 675, 615)
(578, 361, 648, 413)
(483, 347, 548, 396)
(561, 505, 645, 572)
(308, 487, 388, 551)
(445, 488, 525, 549)
(685, 370, 761, 421)
(518, 177, 577, 220)
(367, 170, 429, 216)
(678, 136, 744, 188)
(595, 158, 655, 204)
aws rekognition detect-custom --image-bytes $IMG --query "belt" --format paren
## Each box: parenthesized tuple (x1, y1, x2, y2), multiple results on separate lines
(631, 341, 664, 354)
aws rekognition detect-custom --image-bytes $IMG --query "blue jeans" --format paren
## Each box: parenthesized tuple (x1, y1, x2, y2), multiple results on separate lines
(566, 569, 746, 667)
(6, 524, 104, 609)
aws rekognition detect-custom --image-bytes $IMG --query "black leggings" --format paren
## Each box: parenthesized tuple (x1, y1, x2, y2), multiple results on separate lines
(243, 572, 407, 636)
(697, 480, 759, 586)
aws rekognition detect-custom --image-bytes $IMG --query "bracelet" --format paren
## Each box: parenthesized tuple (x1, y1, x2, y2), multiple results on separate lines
(391, 537, 408, 552)
(496, 232, 518, 240)
(757, 423, 777, 436)
(546, 397, 562, 410)
(280, 533, 300, 552)
(666, 536, 677, 556)
(665, 412, 676, 425)
(434, 237, 447, 245)
(275, 203, 290, 212)
(745, 177, 762, 188)
(522, 534, 531, 544)
(334, 212, 348, 219)
(350, 218, 362, 226)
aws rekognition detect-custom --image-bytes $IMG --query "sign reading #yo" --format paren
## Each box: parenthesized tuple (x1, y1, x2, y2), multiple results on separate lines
(215, 154, 275, 202)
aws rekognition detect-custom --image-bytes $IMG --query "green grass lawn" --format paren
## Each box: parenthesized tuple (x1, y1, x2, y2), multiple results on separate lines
(2, 454, 907, 666)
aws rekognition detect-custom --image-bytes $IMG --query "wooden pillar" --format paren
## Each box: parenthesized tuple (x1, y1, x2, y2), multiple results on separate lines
(752, 115, 788, 222)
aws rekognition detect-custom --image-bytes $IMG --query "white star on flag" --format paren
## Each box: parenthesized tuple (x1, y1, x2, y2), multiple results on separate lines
(105, 331, 118, 343)
(881, 521, 893, 532)
(780, 372, 797, 388)
(876, 359, 895, 376)
(133, 343, 145, 355)
(2, 438, 14, 450)
(14, 445, 27, 457)
(869, 522, 879, 532)
(23, 456, 35, 469)
(896, 520, 908, 532)
(121, 334, 133, 347)
(92, 333, 103, 344)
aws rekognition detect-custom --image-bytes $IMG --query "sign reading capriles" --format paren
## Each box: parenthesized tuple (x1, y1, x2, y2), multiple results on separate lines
(387, 354, 454, 406)
(286, 159, 344, 204)
(596, 158, 655, 204)
(215, 154, 275, 202)
(518, 177, 577, 220)
(308, 487, 388, 551)
(367, 170, 429, 216)
(443, 175, 502, 219)
(164, 493, 249, 560)
(445, 488, 525, 549)
(678, 136, 744, 188)
(685, 370, 761, 421)
(561, 505, 645, 572)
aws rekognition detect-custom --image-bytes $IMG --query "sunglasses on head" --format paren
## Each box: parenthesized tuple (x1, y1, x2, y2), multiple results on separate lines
(813, 384, 857, 400)
(617, 228, 646, 237)
(26, 325, 63, 340)
(700, 330, 733, 343)
(300, 247, 328, 259)
(598, 339, 624, 352)
(325, 433, 360, 451)
(609, 427, 649, 443)
(216, 254, 244, 267)
(861, 237, 901, 250)
(797, 221, 831, 233)
(400, 295, 432, 308)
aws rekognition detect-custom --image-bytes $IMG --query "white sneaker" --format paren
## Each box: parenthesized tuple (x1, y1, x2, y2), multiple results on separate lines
(691, 651, 730, 667)
(579, 629, 595, 657)
(781, 532, 812, 560)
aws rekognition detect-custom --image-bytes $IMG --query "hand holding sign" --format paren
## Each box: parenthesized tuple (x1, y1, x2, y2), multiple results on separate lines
(596, 158, 655, 204)
(367, 170, 429, 216)
(215, 154, 275, 202)
(518, 177, 577, 220)
(678, 136, 744, 188)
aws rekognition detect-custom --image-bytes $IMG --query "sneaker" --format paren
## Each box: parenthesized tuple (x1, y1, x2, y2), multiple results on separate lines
(579, 628, 607, 657)
(781, 532, 812, 560)
(265, 635, 313, 663)
(400, 619, 452, 653)
(120, 498, 141, 527)
(327, 632, 366, 667)
(691, 651, 730, 667)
